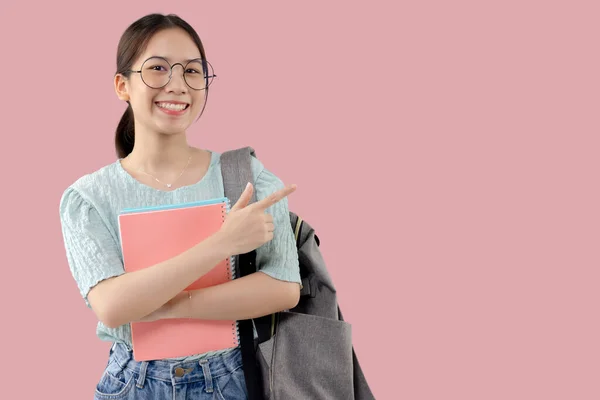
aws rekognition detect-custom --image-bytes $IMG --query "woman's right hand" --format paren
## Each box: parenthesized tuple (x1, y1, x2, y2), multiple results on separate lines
(218, 182, 297, 256)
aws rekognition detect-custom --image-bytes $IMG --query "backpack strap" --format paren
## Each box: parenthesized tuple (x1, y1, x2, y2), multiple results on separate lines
(220, 147, 272, 400)
(220, 147, 276, 342)
(220, 147, 258, 206)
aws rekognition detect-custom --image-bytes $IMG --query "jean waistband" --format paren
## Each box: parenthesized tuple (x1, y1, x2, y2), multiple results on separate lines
(109, 343, 243, 384)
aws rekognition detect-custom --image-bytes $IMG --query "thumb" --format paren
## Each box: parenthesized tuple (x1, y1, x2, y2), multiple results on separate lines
(230, 183, 253, 212)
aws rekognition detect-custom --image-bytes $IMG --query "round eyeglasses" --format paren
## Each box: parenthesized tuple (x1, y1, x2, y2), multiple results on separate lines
(127, 56, 217, 91)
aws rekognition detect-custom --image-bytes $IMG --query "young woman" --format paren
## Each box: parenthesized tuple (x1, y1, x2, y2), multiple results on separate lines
(59, 13, 301, 400)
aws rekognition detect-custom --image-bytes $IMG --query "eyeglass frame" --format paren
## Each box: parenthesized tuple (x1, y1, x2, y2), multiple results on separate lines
(126, 56, 217, 91)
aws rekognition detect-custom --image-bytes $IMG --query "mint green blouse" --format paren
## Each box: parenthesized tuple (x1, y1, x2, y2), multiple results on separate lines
(59, 150, 301, 361)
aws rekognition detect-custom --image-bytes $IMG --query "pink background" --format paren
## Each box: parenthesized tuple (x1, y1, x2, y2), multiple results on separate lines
(1, 1, 599, 399)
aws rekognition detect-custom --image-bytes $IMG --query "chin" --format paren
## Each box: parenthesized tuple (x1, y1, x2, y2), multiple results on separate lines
(156, 123, 190, 136)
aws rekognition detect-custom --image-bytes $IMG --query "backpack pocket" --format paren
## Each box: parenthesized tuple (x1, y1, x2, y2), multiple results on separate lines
(256, 311, 354, 400)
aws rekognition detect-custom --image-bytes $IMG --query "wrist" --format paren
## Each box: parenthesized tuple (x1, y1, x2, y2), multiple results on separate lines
(168, 291, 192, 319)
(209, 230, 234, 260)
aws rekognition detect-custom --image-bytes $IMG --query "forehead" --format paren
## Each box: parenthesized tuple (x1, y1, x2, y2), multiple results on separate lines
(138, 28, 201, 64)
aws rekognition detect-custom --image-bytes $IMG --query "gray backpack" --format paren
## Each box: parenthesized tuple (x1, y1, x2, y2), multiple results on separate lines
(220, 147, 375, 400)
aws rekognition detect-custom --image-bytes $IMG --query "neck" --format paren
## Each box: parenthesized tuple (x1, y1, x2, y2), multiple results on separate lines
(126, 130, 192, 174)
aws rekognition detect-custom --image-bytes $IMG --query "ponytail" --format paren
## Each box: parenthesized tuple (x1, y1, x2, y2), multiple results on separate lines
(115, 103, 134, 158)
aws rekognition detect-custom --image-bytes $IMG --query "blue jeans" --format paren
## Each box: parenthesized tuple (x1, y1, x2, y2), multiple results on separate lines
(94, 343, 249, 399)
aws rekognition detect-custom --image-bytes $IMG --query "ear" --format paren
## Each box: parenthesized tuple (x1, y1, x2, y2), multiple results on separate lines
(114, 73, 130, 102)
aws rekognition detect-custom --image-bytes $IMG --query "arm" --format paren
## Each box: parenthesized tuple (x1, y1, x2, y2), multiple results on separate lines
(88, 231, 231, 329)
(148, 272, 300, 321)
(60, 187, 224, 330)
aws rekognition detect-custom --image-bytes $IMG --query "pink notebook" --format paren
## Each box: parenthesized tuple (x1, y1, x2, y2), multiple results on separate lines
(118, 197, 239, 361)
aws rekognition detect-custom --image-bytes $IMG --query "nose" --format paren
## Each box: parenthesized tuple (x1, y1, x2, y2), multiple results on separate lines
(165, 63, 188, 94)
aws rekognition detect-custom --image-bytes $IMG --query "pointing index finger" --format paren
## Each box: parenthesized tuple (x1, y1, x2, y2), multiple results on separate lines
(253, 184, 297, 210)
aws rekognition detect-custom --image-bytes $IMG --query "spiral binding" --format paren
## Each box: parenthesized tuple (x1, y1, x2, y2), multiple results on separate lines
(222, 198, 241, 347)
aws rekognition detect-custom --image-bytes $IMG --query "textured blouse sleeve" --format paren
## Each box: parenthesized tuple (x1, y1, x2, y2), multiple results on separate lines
(59, 187, 125, 308)
(252, 159, 302, 284)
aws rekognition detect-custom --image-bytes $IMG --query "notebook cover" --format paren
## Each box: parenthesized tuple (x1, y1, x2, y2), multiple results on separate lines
(118, 198, 239, 361)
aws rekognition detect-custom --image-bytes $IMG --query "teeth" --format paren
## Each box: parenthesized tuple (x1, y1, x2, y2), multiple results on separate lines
(157, 102, 187, 111)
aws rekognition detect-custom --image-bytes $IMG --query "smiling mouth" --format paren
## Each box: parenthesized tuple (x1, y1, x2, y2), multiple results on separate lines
(155, 102, 190, 111)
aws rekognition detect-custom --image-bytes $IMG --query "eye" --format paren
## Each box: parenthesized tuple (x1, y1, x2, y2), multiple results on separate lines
(186, 68, 201, 74)
(149, 65, 168, 72)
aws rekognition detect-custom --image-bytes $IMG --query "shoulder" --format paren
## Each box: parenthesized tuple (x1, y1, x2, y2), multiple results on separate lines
(250, 156, 284, 189)
(59, 161, 121, 217)
(210, 149, 266, 174)
(214, 149, 283, 188)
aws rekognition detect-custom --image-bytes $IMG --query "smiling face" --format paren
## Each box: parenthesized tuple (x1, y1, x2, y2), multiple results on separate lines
(115, 28, 207, 136)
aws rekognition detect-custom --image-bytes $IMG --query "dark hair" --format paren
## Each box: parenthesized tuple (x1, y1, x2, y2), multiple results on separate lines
(114, 13, 210, 158)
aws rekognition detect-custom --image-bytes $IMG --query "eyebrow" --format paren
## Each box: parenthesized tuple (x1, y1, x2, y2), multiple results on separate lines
(152, 56, 203, 63)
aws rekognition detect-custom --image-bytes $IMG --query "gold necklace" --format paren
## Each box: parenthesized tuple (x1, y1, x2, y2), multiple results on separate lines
(137, 154, 193, 189)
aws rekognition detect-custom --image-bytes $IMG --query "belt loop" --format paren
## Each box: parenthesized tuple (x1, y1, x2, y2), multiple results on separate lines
(199, 359, 213, 393)
(136, 361, 149, 389)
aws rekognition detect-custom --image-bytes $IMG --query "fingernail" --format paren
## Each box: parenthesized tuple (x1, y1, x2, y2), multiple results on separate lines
(246, 182, 251, 189)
